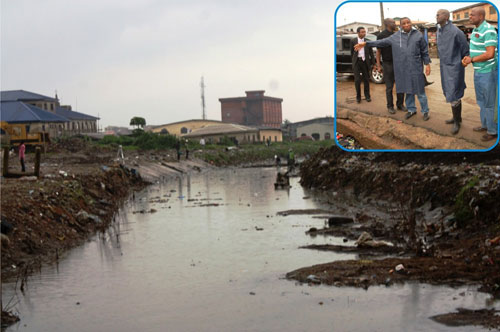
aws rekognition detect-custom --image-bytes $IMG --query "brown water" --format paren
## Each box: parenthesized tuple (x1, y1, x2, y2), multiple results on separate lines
(2, 168, 497, 332)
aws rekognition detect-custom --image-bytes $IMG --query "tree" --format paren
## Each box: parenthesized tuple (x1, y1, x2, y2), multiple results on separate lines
(130, 117, 146, 129)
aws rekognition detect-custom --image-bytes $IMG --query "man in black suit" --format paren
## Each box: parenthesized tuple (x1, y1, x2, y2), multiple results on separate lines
(350, 26, 374, 103)
(376, 18, 406, 114)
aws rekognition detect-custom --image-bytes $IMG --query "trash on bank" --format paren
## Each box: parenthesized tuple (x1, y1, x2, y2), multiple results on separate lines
(76, 210, 103, 224)
(306, 274, 321, 284)
(355, 231, 393, 248)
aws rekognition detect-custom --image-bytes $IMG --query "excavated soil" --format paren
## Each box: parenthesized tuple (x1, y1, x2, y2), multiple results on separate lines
(287, 144, 500, 329)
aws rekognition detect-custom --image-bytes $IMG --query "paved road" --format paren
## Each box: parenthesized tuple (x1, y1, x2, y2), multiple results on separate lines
(336, 58, 498, 149)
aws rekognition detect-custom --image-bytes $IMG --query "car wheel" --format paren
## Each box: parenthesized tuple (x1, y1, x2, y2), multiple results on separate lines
(370, 67, 384, 84)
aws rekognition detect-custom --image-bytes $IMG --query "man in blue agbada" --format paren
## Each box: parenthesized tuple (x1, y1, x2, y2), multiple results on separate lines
(355, 17, 432, 121)
(436, 9, 469, 135)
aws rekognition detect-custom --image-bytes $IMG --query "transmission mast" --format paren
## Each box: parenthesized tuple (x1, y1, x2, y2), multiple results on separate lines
(200, 76, 206, 120)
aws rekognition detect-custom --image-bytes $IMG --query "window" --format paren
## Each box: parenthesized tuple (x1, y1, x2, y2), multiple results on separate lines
(464, 12, 469, 18)
(180, 127, 188, 134)
(325, 133, 331, 140)
(457, 13, 460, 19)
(312, 133, 320, 140)
(50, 104, 54, 111)
(274, 136, 277, 142)
(368, 27, 374, 32)
(490, 6, 496, 15)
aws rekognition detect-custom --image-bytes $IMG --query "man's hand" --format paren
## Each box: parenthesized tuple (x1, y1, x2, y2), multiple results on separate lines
(354, 42, 366, 52)
(425, 64, 431, 76)
(376, 63, 382, 72)
(462, 56, 471, 67)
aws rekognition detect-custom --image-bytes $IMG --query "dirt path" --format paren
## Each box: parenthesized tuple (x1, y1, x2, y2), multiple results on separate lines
(336, 59, 497, 150)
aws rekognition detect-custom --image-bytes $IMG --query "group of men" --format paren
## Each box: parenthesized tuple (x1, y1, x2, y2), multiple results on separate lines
(350, 7, 498, 142)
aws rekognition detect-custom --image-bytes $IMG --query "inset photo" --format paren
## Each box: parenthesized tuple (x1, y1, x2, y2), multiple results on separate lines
(335, 2, 499, 151)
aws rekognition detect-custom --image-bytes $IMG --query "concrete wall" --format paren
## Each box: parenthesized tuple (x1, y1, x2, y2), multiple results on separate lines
(260, 129, 283, 142)
(296, 123, 334, 140)
(187, 128, 282, 144)
(453, 4, 497, 21)
(152, 120, 222, 137)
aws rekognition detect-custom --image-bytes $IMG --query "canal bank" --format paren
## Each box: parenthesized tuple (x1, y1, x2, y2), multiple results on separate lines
(3, 167, 498, 331)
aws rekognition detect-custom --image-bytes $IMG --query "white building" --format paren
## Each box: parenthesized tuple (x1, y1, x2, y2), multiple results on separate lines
(337, 22, 380, 34)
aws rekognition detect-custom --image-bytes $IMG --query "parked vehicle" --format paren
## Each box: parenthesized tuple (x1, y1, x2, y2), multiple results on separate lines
(336, 34, 384, 84)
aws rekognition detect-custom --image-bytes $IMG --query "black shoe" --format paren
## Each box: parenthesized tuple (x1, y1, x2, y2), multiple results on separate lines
(387, 107, 396, 114)
(366, 97, 371, 102)
(356, 98, 361, 104)
(405, 112, 416, 120)
(423, 113, 429, 121)
(397, 105, 407, 112)
(451, 122, 460, 135)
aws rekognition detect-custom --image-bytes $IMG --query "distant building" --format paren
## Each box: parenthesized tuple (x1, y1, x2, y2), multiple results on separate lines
(103, 126, 133, 136)
(183, 123, 282, 144)
(219, 90, 282, 129)
(337, 22, 380, 34)
(283, 117, 334, 141)
(452, 3, 498, 28)
(150, 119, 223, 137)
(0, 90, 99, 137)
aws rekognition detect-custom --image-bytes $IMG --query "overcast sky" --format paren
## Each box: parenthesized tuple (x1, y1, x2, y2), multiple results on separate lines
(1, 1, 491, 128)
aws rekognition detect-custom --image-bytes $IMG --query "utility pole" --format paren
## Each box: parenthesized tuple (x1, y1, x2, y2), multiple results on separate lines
(380, 2, 385, 30)
(200, 76, 206, 120)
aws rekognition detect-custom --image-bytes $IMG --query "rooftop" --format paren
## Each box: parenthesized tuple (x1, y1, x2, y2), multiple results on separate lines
(1, 101, 68, 123)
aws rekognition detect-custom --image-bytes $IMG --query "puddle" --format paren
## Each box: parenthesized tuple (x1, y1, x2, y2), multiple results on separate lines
(2, 168, 497, 331)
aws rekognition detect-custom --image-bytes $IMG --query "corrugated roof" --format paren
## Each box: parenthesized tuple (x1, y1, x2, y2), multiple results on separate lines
(55, 107, 99, 120)
(183, 123, 258, 137)
(1, 90, 56, 102)
(1, 101, 68, 123)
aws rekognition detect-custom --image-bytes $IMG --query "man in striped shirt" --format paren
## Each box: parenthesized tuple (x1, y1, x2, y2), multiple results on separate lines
(462, 7, 498, 142)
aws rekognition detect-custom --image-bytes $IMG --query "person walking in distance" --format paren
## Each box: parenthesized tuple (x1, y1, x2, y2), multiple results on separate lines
(376, 18, 406, 114)
(350, 27, 375, 103)
(18, 141, 26, 172)
(436, 9, 470, 135)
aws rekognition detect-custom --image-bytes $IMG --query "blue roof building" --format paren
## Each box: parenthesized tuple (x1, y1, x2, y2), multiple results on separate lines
(1, 90, 57, 102)
(55, 107, 99, 121)
(1, 89, 99, 137)
(1, 101, 68, 123)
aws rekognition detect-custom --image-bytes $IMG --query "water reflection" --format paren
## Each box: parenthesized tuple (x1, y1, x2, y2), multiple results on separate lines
(2, 168, 497, 332)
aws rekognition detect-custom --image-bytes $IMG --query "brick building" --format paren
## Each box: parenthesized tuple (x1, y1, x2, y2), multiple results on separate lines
(219, 90, 282, 129)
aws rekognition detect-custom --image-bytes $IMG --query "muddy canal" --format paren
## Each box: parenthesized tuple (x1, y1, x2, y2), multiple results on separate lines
(2, 168, 497, 331)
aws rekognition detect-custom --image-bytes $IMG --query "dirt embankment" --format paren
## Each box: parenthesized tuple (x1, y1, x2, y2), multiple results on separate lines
(287, 145, 500, 329)
(1, 158, 147, 280)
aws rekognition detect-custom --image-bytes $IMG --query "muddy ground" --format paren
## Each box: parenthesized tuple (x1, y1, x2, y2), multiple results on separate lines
(286, 144, 500, 329)
(2, 137, 500, 329)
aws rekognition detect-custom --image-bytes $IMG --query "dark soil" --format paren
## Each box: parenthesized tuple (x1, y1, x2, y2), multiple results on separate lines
(1, 139, 150, 325)
(288, 144, 500, 329)
(430, 308, 500, 329)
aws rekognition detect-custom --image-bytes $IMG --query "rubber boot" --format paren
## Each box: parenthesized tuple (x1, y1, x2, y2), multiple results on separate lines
(451, 102, 462, 135)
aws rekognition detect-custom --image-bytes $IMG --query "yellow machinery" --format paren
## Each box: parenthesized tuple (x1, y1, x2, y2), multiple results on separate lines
(0, 121, 50, 147)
